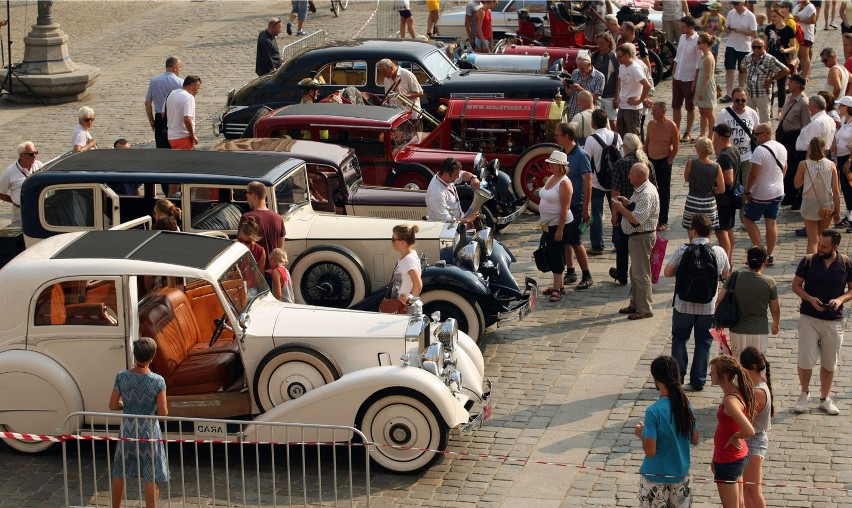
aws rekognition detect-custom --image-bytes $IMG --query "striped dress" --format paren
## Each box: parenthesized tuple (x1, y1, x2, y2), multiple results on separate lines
(682, 158, 720, 229)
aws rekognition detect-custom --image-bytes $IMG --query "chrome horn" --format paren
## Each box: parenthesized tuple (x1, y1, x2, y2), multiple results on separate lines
(470, 187, 494, 213)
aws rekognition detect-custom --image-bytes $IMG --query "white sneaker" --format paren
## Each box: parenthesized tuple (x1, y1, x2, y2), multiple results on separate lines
(819, 397, 840, 415)
(794, 392, 809, 413)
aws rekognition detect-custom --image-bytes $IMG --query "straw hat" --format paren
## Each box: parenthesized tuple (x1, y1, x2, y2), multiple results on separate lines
(545, 150, 569, 165)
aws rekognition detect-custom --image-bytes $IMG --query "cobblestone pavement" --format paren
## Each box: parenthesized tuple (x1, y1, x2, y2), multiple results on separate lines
(1, 1, 852, 507)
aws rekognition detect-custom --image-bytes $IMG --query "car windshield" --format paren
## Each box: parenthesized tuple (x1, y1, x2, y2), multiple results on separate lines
(391, 120, 417, 150)
(273, 164, 310, 215)
(423, 50, 457, 81)
(218, 252, 269, 315)
(341, 155, 362, 190)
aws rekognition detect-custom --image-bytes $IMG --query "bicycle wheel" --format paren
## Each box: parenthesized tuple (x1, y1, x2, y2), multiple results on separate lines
(331, 0, 340, 17)
(340, 0, 349, 10)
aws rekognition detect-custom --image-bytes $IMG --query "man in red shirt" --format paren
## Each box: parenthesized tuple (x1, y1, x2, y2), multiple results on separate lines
(241, 181, 286, 262)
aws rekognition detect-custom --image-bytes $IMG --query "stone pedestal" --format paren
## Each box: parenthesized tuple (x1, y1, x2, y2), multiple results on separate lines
(4, 2, 100, 104)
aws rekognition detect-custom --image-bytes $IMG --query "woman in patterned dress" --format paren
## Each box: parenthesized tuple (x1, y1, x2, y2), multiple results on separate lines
(109, 337, 169, 508)
(682, 137, 725, 229)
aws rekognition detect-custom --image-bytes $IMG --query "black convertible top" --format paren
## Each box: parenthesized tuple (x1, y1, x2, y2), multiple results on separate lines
(43, 149, 302, 180)
(53, 230, 231, 269)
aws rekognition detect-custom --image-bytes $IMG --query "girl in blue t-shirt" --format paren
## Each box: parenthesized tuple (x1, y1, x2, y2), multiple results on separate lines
(635, 356, 700, 507)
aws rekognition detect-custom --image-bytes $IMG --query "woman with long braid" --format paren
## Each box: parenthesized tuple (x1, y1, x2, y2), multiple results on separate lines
(635, 356, 699, 507)
(709, 355, 756, 508)
(740, 347, 774, 508)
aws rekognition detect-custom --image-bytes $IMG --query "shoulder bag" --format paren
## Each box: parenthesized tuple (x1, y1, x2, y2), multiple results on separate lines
(804, 163, 835, 219)
(725, 106, 758, 151)
(379, 261, 409, 314)
(713, 270, 740, 328)
(533, 232, 551, 273)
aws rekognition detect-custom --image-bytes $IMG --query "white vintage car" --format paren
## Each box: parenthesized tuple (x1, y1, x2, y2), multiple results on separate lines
(11, 150, 535, 341)
(0, 230, 491, 472)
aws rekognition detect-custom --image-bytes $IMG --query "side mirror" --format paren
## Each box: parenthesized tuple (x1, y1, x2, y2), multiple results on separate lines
(237, 312, 251, 339)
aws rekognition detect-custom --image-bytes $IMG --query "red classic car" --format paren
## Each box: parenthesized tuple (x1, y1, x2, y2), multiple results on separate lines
(254, 99, 565, 212)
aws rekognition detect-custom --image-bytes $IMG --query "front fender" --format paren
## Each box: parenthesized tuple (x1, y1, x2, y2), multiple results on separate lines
(421, 265, 491, 298)
(493, 169, 516, 202)
(0, 350, 84, 435)
(486, 240, 520, 291)
(245, 366, 468, 442)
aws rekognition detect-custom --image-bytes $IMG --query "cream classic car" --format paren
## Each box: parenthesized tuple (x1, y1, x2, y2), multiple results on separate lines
(0, 230, 491, 472)
(10, 150, 535, 341)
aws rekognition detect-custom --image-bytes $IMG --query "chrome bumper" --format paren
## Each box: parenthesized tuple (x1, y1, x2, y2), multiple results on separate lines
(460, 378, 493, 435)
(495, 200, 528, 225)
(496, 276, 537, 323)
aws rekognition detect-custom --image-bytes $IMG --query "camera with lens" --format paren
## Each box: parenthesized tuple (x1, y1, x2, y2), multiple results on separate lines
(559, 71, 574, 87)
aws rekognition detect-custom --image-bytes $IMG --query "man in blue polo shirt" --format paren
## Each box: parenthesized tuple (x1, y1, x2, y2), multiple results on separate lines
(555, 123, 594, 289)
(792, 229, 852, 415)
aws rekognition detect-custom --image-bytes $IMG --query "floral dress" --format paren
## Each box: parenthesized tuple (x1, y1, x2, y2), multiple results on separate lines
(111, 370, 170, 483)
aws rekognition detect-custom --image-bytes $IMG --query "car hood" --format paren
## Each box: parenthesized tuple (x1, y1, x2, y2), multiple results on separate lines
(349, 185, 427, 207)
(272, 305, 410, 339)
(444, 70, 564, 98)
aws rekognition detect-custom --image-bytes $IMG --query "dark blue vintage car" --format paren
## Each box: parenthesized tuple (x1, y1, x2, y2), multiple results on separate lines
(216, 39, 565, 139)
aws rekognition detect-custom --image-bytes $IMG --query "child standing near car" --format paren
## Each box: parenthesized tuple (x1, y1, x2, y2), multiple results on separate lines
(269, 248, 295, 303)
(237, 217, 267, 272)
(701, 3, 726, 72)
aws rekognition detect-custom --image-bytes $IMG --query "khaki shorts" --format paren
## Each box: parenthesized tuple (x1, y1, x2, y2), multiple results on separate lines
(600, 97, 618, 121)
(730, 332, 768, 360)
(797, 314, 844, 371)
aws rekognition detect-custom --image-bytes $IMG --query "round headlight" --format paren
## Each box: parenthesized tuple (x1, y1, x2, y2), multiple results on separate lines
(458, 241, 481, 272)
(474, 227, 494, 257)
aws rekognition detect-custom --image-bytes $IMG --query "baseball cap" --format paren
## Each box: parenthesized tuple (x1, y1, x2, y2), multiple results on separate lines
(790, 74, 807, 87)
(839, 96, 852, 108)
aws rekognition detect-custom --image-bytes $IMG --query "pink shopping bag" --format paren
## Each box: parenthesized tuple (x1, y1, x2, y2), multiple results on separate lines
(650, 233, 668, 284)
(710, 328, 733, 356)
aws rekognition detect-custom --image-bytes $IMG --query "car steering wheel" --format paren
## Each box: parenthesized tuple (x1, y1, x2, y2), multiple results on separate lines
(381, 78, 401, 106)
(209, 312, 231, 347)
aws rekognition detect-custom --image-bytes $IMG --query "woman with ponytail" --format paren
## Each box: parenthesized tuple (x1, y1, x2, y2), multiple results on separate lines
(716, 245, 780, 358)
(635, 356, 699, 507)
(709, 355, 756, 508)
(739, 347, 773, 508)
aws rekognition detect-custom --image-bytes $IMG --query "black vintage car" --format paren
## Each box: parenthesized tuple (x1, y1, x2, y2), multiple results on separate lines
(216, 39, 565, 139)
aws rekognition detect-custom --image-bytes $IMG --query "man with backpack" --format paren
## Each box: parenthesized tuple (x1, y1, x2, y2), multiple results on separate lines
(663, 214, 730, 391)
(584, 109, 623, 256)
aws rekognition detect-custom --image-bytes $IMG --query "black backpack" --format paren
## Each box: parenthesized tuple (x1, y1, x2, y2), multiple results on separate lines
(591, 133, 619, 190)
(674, 244, 719, 304)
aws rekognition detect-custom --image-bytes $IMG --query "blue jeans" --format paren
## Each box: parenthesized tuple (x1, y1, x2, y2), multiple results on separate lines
(591, 187, 610, 251)
(671, 309, 714, 388)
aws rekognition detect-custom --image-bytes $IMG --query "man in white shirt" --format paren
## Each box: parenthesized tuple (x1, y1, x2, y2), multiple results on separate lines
(671, 16, 700, 141)
(144, 56, 183, 149)
(655, 0, 689, 42)
(584, 109, 623, 254)
(165, 75, 202, 150)
(0, 141, 43, 224)
(426, 158, 480, 223)
(614, 43, 652, 137)
(794, 0, 818, 78)
(378, 59, 424, 119)
(796, 95, 837, 153)
(744, 123, 788, 265)
(721, 1, 757, 102)
(716, 87, 761, 185)
(821, 47, 850, 100)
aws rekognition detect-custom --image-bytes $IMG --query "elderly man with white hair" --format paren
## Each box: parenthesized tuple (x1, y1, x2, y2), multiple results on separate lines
(72, 106, 97, 152)
(0, 141, 44, 223)
(565, 53, 604, 123)
(377, 58, 424, 119)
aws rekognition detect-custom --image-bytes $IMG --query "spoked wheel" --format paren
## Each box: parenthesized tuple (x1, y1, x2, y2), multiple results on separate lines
(357, 391, 448, 473)
(512, 143, 560, 213)
(331, 0, 340, 17)
(658, 41, 676, 79)
(254, 345, 342, 412)
(648, 50, 663, 86)
(340, 0, 349, 9)
(291, 247, 370, 308)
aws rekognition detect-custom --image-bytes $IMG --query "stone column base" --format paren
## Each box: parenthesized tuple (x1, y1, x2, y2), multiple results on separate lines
(4, 63, 101, 104)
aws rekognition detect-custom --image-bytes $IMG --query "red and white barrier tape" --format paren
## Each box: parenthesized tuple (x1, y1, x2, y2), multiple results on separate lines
(352, 5, 379, 39)
(3, 430, 849, 494)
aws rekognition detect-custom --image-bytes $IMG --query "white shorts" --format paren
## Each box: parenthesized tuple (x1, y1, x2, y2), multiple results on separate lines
(600, 97, 617, 121)
(730, 332, 768, 360)
(797, 314, 844, 371)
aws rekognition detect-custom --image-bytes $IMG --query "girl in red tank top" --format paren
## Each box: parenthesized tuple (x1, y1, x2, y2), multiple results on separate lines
(709, 355, 756, 508)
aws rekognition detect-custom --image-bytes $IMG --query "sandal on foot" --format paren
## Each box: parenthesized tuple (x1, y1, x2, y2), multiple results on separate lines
(542, 286, 566, 296)
(680, 133, 692, 143)
(549, 290, 563, 302)
(657, 223, 669, 231)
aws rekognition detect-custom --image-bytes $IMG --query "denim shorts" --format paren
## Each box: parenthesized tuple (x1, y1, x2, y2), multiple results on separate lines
(746, 431, 768, 458)
(291, 0, 307, 21)
(744, 196, 782, 221)
(713, 456, 749, 483)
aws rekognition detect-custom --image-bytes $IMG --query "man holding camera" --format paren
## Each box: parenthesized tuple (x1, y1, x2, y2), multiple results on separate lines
(564, 54, 605, 124)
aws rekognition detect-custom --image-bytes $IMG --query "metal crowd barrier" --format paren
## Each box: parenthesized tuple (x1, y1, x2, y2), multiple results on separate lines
(374, 0, 399, 38)
(281, 30, 328, 63)
(61, 411, 371, 507)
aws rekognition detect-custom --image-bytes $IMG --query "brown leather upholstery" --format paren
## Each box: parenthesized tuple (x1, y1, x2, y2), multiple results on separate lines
(65, 303, 118, 326)
(35, 283, 67, 326)
(139, 289, 241, 396)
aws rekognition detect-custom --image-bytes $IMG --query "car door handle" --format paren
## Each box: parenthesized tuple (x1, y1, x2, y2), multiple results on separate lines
(109, 344, 125, 350)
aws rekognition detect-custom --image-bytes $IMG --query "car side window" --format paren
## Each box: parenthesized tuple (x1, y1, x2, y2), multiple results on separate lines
(34, 279, 119, 327)
(187, 185, 247, 232)
(519, 0, 547, 13)
(315, 60, 367, 86)
(42, 187, 95, 229)
(499, 0, 516, 13)
(342, 129, 385, 158)
(376, 62, 431, 86)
